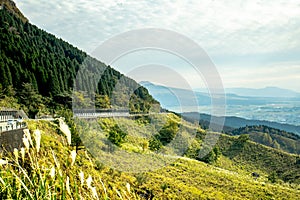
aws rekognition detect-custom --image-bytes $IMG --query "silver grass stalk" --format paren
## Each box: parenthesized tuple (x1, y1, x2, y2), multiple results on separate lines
(70, 150, 76, 166)
(66, 176, 71, 195)
(79, 171, 84, 186)
(58, 118, 72, 145)
(0, 159, 8, 166)
(33, 129, 41, 153)
(126, 182, 131, 193)
(23, 129, 33, 147)
(86, 175, 93, 189)
(22, 136, 30, 151)
(91, 186, 99, 199)
(13, 148, 19, 162)
(50, 166, 55, 179)
(20, 147, 25, 162)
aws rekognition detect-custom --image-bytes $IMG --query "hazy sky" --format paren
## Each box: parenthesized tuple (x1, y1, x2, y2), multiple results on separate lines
(14, 0, 300, 92)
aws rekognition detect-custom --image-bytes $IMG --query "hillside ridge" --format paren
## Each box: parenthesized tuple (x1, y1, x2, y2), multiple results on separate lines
(0, 0, 27, 22)
(0, 5, 158, 117)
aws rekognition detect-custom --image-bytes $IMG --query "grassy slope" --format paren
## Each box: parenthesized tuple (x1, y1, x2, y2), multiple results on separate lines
(1, 117, 299, 199)
(216, 134, 300, 184)
(96, 115, 299, 199)
(92, 114, 300, 199)
(146, 158, 300, 199)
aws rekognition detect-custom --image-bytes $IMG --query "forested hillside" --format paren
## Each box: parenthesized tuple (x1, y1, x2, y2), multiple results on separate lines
(231, 125, 300, 154)
(0, 3, 158, 117)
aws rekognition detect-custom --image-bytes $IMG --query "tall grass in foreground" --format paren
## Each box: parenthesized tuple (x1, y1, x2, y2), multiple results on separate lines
(0, 126, 138, 199)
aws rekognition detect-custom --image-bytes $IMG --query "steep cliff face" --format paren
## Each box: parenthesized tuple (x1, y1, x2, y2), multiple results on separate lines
(0, 0, 28, 22)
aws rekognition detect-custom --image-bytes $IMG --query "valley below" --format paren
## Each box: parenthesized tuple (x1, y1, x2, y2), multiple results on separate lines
(0, 1, 299, 199)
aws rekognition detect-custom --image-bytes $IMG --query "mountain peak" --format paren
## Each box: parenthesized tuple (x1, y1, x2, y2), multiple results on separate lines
(0, 0, 28, 22)
(225, 86, 300, 98)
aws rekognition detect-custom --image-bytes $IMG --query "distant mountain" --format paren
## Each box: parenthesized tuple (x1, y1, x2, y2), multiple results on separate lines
(140, 81, 300, 108)
(140, 81, 210, 109)
(141, 81, 300, 126)
(225, 87, 300, 98)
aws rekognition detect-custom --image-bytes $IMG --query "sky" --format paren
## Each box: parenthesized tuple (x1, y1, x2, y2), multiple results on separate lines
(14, 0, 300, 92)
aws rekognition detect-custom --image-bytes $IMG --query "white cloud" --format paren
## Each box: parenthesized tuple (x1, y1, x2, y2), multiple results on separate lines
(13, 0, 300, 91)
(14, 0, 300, 54)
(218, 62, 300, 91)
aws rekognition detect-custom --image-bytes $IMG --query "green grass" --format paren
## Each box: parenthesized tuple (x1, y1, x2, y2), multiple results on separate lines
(0, 120, 138, 199)
(144, 158, 300, 199)
(0, 116, 299, 199)
(216, 134, 300, 184)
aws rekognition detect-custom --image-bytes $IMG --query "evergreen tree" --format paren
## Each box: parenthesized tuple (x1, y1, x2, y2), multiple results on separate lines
(0, 7, 159, 115)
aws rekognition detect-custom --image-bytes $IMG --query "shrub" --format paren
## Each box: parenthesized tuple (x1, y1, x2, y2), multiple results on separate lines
(149, 136, 163, 151)
(149, 119, 179, 151)
(198, 146, 221, 164)
(158, 120, 179, 145)
(268, 172, 278, 183)
(108, 125, 127, 146)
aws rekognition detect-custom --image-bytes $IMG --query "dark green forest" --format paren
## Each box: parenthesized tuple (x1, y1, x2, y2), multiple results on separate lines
(0, 6, 158, 117)
(231, 125, 300, 154)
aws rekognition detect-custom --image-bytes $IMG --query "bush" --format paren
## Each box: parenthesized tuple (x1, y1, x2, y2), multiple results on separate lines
(158, 120, 179, 145)
(149, 136, 163, 151)
(238, 134, 250, 143)
(268, 172, 278, 183)
(198, 146, 221, 164)
(108, 125, 127, 146)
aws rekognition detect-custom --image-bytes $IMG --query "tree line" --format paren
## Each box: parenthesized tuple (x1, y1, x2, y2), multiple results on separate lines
(0, 7, 158, 117)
